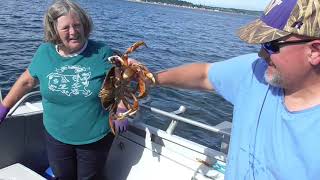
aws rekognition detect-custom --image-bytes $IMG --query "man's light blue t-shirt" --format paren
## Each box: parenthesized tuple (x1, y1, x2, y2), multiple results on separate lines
(209, 53, 320, 180)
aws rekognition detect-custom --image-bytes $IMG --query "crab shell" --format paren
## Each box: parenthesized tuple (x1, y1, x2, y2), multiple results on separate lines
(99, 41, 155, 134)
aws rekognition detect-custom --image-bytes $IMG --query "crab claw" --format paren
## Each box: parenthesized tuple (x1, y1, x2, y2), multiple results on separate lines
(145, 72, 156, 84)
(108, 55, 125, 67)
(124, 41, 147, 55)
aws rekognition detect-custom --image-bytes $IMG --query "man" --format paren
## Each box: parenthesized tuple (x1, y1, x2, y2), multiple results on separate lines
(155, 0, 320, 179)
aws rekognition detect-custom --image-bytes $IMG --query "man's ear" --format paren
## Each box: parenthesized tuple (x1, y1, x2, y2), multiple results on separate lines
(308, 41, 320, 65)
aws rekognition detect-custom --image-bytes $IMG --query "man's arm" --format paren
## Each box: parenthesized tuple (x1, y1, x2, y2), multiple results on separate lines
(156, 63, 214, 91)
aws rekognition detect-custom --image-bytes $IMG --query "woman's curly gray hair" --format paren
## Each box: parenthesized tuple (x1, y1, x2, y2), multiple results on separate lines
(43, 0, 93, 44)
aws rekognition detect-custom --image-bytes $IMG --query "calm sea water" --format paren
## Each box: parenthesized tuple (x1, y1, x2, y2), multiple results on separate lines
(0, 0, 260, 149)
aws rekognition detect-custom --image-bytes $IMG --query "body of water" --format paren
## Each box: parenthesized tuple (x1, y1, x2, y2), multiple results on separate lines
(0, 0, 260, 149)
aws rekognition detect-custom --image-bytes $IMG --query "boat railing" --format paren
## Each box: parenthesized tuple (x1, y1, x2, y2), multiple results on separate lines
(6, 91, 42, 117)
(140, 103, 231, 136)
(4, 90, 231, 138)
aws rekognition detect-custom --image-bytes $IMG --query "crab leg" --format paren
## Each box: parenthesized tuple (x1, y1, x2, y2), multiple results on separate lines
(121, 97, 132, 111)
(121, 41, 147, 66)
(124, 41, 147, 55)
(136, 77, 146, 98)
(116, 93, 139, 119)
(108, 103, 118, 134)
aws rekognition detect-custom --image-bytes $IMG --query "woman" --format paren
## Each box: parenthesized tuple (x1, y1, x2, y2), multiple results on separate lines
(0, 0, 127, 179)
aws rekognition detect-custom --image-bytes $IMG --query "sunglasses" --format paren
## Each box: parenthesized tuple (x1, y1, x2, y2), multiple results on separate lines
(261, 39, 315, 55)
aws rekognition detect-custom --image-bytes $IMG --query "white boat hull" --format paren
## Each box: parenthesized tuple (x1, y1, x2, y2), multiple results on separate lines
(0, 91, 230, 180)
(105, 124, 225, 180)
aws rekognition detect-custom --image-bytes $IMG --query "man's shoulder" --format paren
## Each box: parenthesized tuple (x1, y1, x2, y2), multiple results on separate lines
(227, 53, 260, 63)
(232, 53, 259, 59)
(231, 53, 266, 71)
(216, 53, 265, 74)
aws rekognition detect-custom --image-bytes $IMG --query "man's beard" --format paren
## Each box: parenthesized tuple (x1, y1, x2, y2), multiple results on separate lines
(264, 69, 283, 88)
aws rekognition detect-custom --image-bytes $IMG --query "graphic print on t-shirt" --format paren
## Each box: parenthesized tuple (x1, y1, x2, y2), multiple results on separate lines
(47, 65, 92, 97)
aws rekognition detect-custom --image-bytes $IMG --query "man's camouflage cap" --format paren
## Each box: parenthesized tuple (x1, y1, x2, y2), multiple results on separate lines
(238, 0, 320, 44)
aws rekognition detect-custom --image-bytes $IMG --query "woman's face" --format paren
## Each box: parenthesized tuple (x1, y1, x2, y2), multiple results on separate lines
(56, 12, 85, 55)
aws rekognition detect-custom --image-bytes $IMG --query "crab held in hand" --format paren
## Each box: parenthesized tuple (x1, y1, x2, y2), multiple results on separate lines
(99, 41, 156, 134)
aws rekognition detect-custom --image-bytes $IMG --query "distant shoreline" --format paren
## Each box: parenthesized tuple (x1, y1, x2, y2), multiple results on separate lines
(127, 0, 261, 16)
(127, 0, 225, 13)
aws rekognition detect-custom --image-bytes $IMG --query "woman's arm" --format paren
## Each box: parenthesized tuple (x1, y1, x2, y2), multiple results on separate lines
(2, 69, 38, 108)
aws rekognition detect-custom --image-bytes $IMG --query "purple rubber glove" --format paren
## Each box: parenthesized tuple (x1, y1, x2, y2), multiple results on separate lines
(112, 108, 129, 134)
(0, 103, 10, 124)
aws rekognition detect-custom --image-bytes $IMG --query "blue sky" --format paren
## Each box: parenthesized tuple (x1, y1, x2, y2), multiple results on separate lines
(185, 0, 270, 11)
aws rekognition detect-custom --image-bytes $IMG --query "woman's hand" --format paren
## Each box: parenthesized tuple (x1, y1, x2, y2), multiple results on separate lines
(112, 105, 129, 134)
(0, 103, 10, 125)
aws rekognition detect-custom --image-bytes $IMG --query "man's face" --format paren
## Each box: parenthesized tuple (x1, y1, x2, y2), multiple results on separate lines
(259, 36, 313, 89)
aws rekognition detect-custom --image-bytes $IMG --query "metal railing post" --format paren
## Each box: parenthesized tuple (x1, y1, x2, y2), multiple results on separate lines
(165, 105, 186, 135)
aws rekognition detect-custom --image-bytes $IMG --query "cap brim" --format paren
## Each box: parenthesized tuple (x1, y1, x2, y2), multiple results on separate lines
(237, 19, 291, 44)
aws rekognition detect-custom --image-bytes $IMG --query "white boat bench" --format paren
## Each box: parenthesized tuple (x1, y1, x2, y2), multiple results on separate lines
(0, 163, 46, 180)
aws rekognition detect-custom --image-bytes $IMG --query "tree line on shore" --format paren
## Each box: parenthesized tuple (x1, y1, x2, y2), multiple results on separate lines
(138, 0, 262, 15)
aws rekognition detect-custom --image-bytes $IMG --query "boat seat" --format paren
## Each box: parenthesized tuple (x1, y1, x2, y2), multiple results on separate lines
(0, 163, 46, 180)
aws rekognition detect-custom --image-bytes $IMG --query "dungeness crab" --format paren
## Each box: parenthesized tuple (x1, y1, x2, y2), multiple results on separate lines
(99, 41, 155, 134)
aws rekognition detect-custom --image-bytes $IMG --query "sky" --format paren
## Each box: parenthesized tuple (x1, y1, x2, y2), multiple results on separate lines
(185, 0, 270, 11)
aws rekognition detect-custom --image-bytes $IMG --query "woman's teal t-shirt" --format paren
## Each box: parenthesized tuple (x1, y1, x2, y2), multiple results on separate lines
(28, 40, 113, 145)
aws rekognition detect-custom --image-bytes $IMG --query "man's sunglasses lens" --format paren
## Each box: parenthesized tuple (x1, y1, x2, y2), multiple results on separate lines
(262, 39, 314, 55)
(263, 42, 278, 54)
